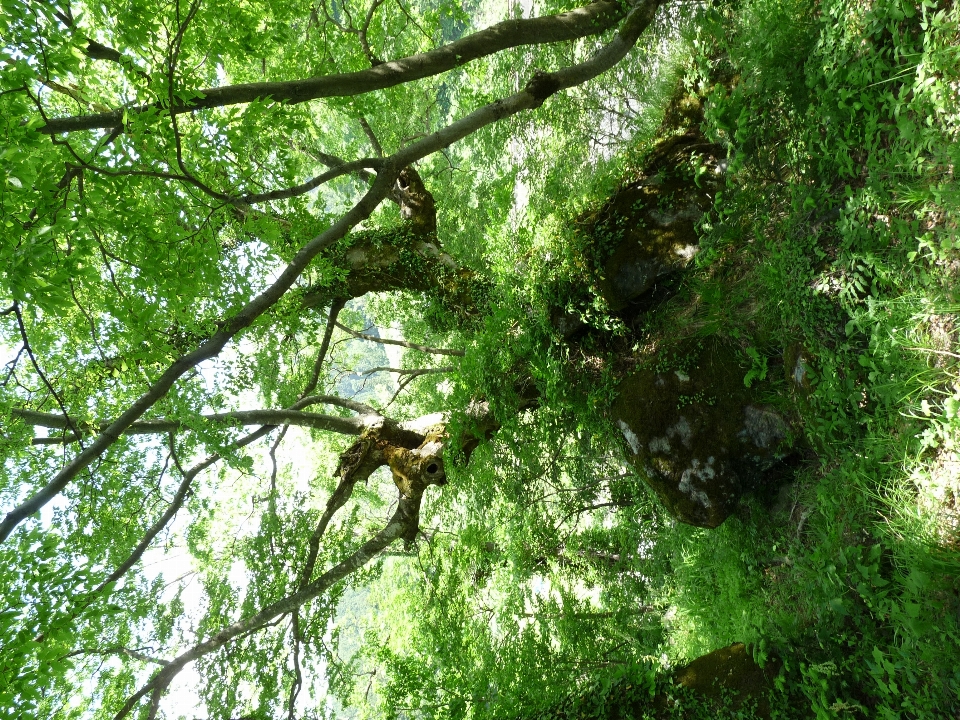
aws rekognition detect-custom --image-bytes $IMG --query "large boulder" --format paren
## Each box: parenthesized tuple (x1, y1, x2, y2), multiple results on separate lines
(671, 642, 779, 718)
(593, 129, 725, 313)
(611, 338, 791, 528)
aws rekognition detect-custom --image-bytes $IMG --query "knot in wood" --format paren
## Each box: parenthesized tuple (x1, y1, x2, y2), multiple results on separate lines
(524, 70, 561, 108)
(384, 436, 446, 500)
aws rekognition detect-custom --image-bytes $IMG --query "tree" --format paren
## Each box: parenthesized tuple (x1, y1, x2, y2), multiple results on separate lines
(6, 0, 960, 716)
(1, 0, 682, 717)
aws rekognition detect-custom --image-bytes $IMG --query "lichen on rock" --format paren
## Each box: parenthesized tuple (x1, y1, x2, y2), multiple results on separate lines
(611, 337, 791, 528)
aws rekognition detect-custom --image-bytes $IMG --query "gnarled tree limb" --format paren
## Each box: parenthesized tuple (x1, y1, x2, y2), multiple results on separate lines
(39, 0, 626, 134)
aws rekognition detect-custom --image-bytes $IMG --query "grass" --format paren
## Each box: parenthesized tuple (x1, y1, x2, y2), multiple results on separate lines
(648, 0, 960, 716)
(336, 1, 959, 717)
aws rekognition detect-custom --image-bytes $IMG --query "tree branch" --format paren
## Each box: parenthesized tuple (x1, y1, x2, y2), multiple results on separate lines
(241, 158, 382, 204)
(16, 407, 373, 445)
(89, 425, 272, 596)
(358, 0, 388, 66)
(303, 300, 348, 398)
(114, 494, 423, 720)
(361, 366, 453, 376)
(11, 302, 80, 441)
(0, 168, 393, 543)
(64, 645, 171, 666)
(38, 0, 626, 134)
(335, 322, 464, 356)
(1, 0, 661, 544)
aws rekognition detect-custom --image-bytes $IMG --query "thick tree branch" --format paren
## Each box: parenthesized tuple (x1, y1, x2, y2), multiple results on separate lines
(38, 0, 625, 134)
(15, 407, 373, 445)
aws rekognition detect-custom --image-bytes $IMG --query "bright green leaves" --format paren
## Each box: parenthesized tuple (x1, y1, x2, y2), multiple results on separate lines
(0, 526, 104, 720)
(682, 0, 960, 716)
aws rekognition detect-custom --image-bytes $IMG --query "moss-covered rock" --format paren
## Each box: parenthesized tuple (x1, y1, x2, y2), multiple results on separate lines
(593, 129, 725, 313)
(611, 337, 791, 528)
(671, 642, 779, 719)
(522, 642, 781, 720)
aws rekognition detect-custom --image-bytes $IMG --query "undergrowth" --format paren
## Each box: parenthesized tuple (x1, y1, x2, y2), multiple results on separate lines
(365, 1, 960, 718)
(653, 0, 960, 716)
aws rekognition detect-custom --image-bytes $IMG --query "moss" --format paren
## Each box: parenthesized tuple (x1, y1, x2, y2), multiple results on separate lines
(590, 129, 726, 313)
(611, 337, 792, 528)
(671, 642, 779, 719)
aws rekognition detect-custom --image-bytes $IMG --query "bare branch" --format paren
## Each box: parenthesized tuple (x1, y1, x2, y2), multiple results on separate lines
(335, 322, 464, 356)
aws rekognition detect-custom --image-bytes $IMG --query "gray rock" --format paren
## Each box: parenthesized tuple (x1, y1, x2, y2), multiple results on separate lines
(612, 338, 792, 528)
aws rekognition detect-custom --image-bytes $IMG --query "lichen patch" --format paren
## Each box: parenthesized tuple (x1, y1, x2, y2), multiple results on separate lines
(678, 457, 715, 508)
(617, 419, 641, 455)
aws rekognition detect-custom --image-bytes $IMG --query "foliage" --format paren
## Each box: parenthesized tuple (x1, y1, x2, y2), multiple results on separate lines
(2, 0, 959, 718)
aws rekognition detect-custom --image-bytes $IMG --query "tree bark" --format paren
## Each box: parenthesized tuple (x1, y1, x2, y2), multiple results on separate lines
(38, 1, 626, 134)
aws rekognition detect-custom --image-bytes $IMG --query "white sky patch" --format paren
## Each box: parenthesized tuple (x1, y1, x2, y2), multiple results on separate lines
(377, 325, 406, 369)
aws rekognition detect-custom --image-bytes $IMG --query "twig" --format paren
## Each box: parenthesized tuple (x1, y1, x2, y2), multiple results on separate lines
(12, 302, 81, 443)
(358, 116, 384, 156)
(336, 322, 464, 356)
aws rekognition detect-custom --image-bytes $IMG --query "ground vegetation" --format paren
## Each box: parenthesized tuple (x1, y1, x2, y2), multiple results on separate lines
(1, 0, 959, 718)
